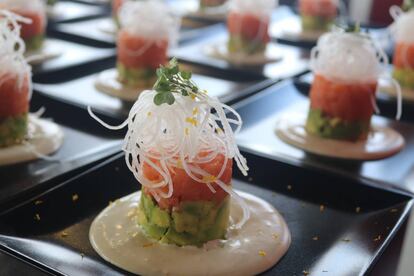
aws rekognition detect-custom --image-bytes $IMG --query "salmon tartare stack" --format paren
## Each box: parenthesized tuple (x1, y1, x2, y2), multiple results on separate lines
(0, 0, 46, 52)
(0, 10, 32, 147)
(116, 1, 180, 88)
(306, 28, 400, 141)
(90, 59, 249, 246)
(227, 0, 276, 55)
(299, 0, 338, 32)
(391, 6, 414, 94)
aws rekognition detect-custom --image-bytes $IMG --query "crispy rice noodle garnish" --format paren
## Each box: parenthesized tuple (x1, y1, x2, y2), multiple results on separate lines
(310, 28, 402, 120)
(89, 88, 250, 229)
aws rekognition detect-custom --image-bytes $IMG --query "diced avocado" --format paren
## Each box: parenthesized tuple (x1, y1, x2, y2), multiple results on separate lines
(117, 62, 157, 88)
(393, 67, 414, 90)
(138, 192, 230, 247)
(306, 108, 370, 141)
(47, 0, 57, 6)
(25, 35, 45, 52)
(228, 34, 267, 55)
(301, 15, 334, 32)
(0, 113, 28, 148)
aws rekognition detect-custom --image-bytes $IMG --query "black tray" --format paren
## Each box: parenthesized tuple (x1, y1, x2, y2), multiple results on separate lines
(0, 92, 122, 210)
(0, 150, 411, 275)
(32, 38, 115, 83)
(170, 24, 310, 81)
(294, 72, 414, 124)
(49, 16, 224, 48)
(34, 68, 274, 123)
(47, 1, 108, 24)
(233, 80, 414, 196)
(0, 250, 48, 276)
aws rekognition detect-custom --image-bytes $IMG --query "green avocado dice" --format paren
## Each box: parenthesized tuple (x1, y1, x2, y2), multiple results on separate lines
(393, 67, 414, 90)
(306, 108, 370, 141)
(138, 192, 230, 247)
(25, 35, 45, 52)
(117, 63, 157, 88)
(0, 113, 28, 148)
(301, 15, 334, 32)
(228, 34, 267, 55)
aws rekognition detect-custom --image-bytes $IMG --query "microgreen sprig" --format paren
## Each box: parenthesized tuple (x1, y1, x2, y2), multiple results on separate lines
(153, 58, 199, 106)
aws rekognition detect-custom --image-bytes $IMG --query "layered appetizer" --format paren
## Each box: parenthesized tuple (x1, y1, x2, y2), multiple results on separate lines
(227, 0, 275, 55)
(0, 9, 63, 165)
(116, 0, 178, 88)
(391, 5, 414, 95)
(89, 59, 290, 275)
(0, 0, 47, 52)
(299, 0, 339, 33)
(306, 28, 401, 141)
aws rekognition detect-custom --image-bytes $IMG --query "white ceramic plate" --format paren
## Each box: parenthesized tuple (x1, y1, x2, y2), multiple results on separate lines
(275, 112, 405, 160)
(90, 190, 291, 276)
(25, 40, 62, 65)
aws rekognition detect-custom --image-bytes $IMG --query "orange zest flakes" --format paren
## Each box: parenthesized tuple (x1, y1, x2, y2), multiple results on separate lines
(34, 214, 41, 221)
(72, 194, 79, 202)
(202, 175, 217, 183)
(319, 205, 325, 212)
(258, 250, 266, 257)
(355, 207, 361, 213)
(176, 160, 183, 169)
(61, 232, 69, 238)
(143, 243, 154, 248)
(373, 235, 381, 242)
(303, 270, 310, 275)
(34, 200, 43, 205)
(185, 117, 198, 126)
(192, 107, 198, 115)
(191, 94, 196, 100)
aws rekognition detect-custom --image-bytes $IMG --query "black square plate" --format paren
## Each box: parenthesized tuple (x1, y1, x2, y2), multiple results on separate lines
(49, 16, 224, 48)
(293, 72, 414, 123)
(170, 24, 310, 80)
(32, 38, 115, 83)
(0, 93, 122, 209)
(234, 80, 414, 196)
(0, 151, 411, 275)
(34, 67, 274, 123)
(47, 1, 108, 24)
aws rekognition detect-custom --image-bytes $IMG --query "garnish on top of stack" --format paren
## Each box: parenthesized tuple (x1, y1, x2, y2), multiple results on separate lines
(90, 58, 249, 246)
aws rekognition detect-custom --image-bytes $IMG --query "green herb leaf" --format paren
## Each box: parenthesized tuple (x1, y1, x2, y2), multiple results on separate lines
(154, 92, 175, 105)
(180, 71, 192, 80)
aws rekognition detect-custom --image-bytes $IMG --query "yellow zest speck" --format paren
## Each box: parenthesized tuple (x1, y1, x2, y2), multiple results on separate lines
(72, 194, 79, 202)
(34, 214, 41, 221)
(34, 200, 43, 205)
(258, 250, 266, 257)
(192, 107, 198, 115)
(203, 175, 217, 183)
(320, 205, 325, 212)
(61, 232, 69, 238)
(191, 94, 196, 100)
(373, 235, 381, 242)
(147, 112, 152, 117)
(312, 236, 319, 241)
(303, 270, 310, 275)
(116, 224, 123, 230)
(143, 243, 154, 248)
(185, 128, 189, 136)
(176, 160, 183, 169)
(355, 207, 361, 213)
(185, 117, 198, 126)
(272, 233, 279, 240)
(287, 185, 292, 190)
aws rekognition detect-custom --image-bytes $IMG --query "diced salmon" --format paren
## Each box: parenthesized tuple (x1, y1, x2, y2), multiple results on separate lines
(142, 153, 233, 210)
(0, 73, 30, 118)
(227, 12, 270, 43)
(310, 74, 377, 121)
(11, 9, 46, 40)
(393, 42, 414, 69)
(117, 30, 168, 69)
(112, 0, 124, 17)
(299, 0, 337, 18)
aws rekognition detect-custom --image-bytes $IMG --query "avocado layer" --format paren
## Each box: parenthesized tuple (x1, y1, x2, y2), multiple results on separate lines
(25, 34, 45, 52)
(0, 113, 28, 148)
(117, 62, 157, 88)
(137, 192, 230, 247)
(393, 67, 414, 90)
(306, 108, 370, 141)
(228, 34, 267, 55)
(301, 15, 334, 32)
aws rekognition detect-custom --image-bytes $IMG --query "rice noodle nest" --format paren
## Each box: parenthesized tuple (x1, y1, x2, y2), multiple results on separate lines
(228, 0, 277, 17)
(392, 9, 414, 43)
(0, 10, 32, 92)
(118, 0, 180, 45)
(310, 30, 387, 83)
(0, 0, 45, 13)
